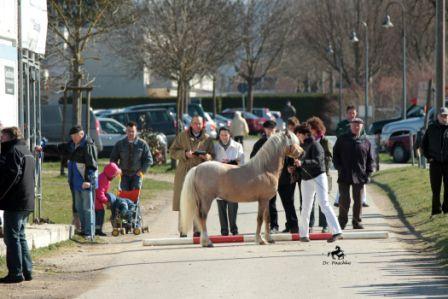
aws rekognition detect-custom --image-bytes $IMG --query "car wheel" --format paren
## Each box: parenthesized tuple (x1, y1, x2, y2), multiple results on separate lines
(392, 144, 410, 163)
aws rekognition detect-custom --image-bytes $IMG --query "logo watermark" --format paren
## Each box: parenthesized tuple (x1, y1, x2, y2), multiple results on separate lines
(322, 246, 351, 266)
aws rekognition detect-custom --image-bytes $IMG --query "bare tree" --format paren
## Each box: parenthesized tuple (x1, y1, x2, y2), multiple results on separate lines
(47, 0, 135, 125)
(114, 0, 239, 129)
(235, 0, 296, 111)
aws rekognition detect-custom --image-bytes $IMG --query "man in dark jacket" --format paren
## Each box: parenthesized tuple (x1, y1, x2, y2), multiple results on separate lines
(422, 107, 448, 216)
(66, 126, 98, 239)
(333, 118, 374, 229)
(0, 127, 34, 283)
(250, 120, 279, 233)
(110, 121, 153, 191)
(278, 117, 300, 233)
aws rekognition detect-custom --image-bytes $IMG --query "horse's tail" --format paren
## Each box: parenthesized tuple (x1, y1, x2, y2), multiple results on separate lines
(179, 167, 199, 235)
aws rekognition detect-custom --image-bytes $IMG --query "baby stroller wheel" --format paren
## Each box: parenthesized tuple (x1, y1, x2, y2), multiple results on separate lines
(133, 227, 141, 235)
(112, 229, 119, 237)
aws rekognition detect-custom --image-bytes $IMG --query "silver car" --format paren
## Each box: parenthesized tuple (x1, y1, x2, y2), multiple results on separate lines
(98, 117, 127, 158)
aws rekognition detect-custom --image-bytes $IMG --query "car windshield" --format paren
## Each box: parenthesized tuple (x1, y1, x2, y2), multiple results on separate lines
(101, 120, 126, 134)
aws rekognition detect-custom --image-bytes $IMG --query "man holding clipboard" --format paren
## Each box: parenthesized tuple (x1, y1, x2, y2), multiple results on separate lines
(170, 115, 215, 237)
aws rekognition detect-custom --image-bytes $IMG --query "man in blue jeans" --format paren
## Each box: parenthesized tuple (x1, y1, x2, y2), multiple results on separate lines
(67, 126, 98, 240)
(0, 127, 35, 283)
(110, 121, 153, 190)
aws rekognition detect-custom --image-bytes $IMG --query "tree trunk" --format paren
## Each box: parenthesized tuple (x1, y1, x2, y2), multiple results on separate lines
(176, 80, 184, 133)
(72, 58, 82, 127)
(212, 75, 217, 117)
(247, 79, 254, 112)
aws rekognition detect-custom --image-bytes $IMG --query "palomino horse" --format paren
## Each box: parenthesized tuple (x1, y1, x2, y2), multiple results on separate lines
(179, 131, 303, 247)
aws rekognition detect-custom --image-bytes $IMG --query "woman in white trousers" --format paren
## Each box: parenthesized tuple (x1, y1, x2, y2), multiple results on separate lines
(293, 124, 342, 243)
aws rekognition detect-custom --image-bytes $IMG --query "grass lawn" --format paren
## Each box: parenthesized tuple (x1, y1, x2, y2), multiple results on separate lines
(372, 167, 448, 266)
(42, 158, 175, 174)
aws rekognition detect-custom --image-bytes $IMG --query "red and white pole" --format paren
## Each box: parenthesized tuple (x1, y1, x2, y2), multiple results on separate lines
(143, 231, 388, 247)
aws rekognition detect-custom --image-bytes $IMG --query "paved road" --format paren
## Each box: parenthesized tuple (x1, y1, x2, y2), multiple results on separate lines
(78, 137, 448, 299)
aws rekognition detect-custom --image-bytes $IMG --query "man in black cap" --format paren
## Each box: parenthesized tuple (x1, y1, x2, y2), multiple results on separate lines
(422, 107, 448, 217)
(333, 117, 374, 230)
(66, 125, 98, 240)
(250, 120, 280, 233)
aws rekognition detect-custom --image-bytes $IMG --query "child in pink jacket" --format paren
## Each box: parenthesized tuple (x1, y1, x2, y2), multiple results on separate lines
(95, 162, 121, 236)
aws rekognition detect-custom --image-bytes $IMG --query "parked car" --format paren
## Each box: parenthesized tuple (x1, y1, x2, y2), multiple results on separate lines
(126, 102, 207, 119)
(381, 110, 433, 145)
(221, 109, 264, 134)
(98, 117, 127, 158)
(252, 107, 275, 121)
(381, 108, 435, 162)
(368, 105, 425, 134)
(213, 113, 232, 128)
(102, 107, 177, 145)
(270, 111, 285, 131)
(385, 133, 417, 163)
(41, 104, 103, 158)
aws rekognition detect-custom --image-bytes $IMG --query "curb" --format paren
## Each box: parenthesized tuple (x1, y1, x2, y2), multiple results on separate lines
(143, 231, 389, 246)
(0, 224, 75, 256)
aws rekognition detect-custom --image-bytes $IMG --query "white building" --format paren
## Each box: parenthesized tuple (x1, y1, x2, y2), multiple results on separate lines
(83, 38, 214, 99)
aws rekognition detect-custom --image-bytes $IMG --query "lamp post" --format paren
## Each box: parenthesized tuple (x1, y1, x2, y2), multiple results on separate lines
(383, 1, 407, 120)
(350, 21, 369, 127)
(326, 44, 343, 122)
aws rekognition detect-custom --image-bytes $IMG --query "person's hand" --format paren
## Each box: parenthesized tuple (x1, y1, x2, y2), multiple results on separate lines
(294, 159, 302, 167)
(185, 150, 194, 159)
(82, 182, 91, 189)
(199, 154, 211, 161)
(287, 166, 295, 174)
(136, 170, 144, 177)
(34, 145, 43, 153)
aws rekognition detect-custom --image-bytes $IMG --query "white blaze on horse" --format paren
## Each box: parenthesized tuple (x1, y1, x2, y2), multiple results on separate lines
(179, 131, 304, 247)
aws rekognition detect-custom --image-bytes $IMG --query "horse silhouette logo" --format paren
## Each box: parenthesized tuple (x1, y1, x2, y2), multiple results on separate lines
(328, 245, 345, 260)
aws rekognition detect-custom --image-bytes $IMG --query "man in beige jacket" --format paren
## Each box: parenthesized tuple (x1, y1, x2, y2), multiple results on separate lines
(170, 115, 215, 237)
(230, 111, 249, 145)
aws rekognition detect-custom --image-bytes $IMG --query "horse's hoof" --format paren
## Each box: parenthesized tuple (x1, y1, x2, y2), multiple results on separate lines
(257, 239, 267, 245)
(202, 242, 214, 248)
(268, 239, 275, 244)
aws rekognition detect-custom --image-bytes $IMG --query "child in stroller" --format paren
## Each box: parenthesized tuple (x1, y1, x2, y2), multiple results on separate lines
(106, 191, 148, 236)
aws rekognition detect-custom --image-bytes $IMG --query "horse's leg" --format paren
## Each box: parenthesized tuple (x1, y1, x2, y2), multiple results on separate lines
(198, 199, 213, 248)
(263, 203, 275, 244)
(255, 200, 266, 245)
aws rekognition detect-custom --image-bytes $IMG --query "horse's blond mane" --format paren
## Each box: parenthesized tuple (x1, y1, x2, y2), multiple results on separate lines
(246, 132, 298, 172)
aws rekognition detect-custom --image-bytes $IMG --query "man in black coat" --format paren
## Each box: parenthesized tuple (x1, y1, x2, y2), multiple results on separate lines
(0, 127, 35, 283)
(422, 107, 448, 216)
(250, 120, 279, 232)
(333, 118, 374, 230)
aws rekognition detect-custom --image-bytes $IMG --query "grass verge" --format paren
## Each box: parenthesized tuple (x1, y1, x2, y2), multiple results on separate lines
(372, 167, 448, 266)
(40, 171, 172, 224)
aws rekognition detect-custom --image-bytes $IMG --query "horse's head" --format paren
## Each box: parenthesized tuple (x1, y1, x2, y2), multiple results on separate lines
(284, 131, 304, 159)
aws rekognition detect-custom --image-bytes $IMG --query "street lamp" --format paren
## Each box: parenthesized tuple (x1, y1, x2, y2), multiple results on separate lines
(326, 44, 343, 122)
(350, 22, 369, 127)
(383, 1, 407, 120)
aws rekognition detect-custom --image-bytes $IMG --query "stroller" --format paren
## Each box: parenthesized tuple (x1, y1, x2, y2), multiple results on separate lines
(111, 189, 149, 236)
